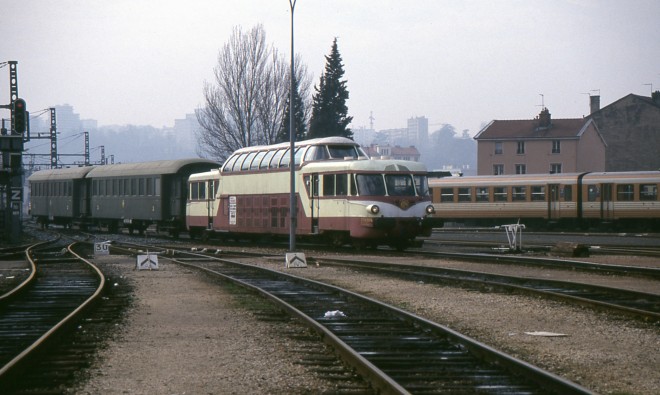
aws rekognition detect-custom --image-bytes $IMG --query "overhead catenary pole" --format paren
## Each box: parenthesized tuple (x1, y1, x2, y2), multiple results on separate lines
(289, 0, 297, 252)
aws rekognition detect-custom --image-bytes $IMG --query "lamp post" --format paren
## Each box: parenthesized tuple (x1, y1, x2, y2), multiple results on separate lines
(288, 0, 297, 252)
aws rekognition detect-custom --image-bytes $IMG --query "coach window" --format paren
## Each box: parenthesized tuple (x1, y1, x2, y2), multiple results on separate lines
(512, 186, 526, 201)
(260, 150, 276, 169)
(222, 155, 239, 172)
(458, 187, 472, 202)
(270, 149, 286, 169)
(476, 187, 489, 202)
(242, 152, 258, 171)
(494, 187, 507, 202)
(199, 182, 206, 200)
(349, 174, 358, 196)
(303, 145, 328, 162)
(131, 178, 137, 196)
(294, 147, 305, 166)
(440, 188, 454, 202)
(322, 174, 334, 196)
(587, 185, 600, 201)
(616, 184, 634, 201)
(385, 175, 415, 196)
(279, 149, 292, 168)
(336, 174, 348, 196)
(640, 184, 657, 201)
(414, 175, 429, 197)
(563, 185, 573, 201)
(146, 178, 154, 196)
(232, 153, 249, 172)
(531, 185, 545, 201)
(190, 183, 199, 200)
(155, 178, 161, 196)
(100, 179, 106, 196)
(250, 151, 267, 170)
(139, 178, 145, 196)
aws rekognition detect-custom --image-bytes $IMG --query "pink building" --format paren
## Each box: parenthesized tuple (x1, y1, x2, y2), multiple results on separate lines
(474, 108, 606, 175)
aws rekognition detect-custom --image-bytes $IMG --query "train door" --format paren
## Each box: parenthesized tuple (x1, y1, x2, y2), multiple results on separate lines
(601, 183, 614, 222)
(206, 180, 217, 229)
(548, 184, 560, 221)
(309, 173, 320, 233)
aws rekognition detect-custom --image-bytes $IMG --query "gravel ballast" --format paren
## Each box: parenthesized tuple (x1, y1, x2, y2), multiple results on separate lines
(73, 252, 659, 395)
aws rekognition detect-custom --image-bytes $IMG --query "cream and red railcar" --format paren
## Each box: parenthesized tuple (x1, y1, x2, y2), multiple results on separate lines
(429, 171, 660, 230)
(186, 137, 441, 249)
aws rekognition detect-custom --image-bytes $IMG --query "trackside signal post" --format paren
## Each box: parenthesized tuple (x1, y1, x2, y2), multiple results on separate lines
(0, 61, 27, 243)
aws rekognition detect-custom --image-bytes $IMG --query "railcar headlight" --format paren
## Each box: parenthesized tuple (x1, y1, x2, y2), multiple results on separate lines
(425, 204, 435, 215)
(367, 204, 380, 214)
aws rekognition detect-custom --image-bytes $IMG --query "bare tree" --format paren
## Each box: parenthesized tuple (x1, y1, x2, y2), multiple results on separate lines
(196, 25, 311, 162)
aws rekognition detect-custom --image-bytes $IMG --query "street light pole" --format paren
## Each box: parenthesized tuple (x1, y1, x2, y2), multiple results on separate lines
(288, 0, 297, 252)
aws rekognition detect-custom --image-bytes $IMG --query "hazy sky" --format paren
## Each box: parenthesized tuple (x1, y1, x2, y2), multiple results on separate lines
(2, 0, 659, 135)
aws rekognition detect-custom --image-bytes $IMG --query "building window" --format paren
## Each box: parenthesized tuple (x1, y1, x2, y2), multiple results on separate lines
(517, 141, 525, 154)
(494, 142, 503, 155)
(493, 164, 504, 175)
(515, 164, 526, 174)
(550, 163, 562, 174)
(552, 140, 561, 153)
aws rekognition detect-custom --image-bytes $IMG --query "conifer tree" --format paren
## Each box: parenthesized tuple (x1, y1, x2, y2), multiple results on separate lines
(308, 38, 353, 139)
(277, 73, 307, 143)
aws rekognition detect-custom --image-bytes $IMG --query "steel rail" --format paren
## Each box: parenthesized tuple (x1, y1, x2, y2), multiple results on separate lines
(114, 242, 592, 394)
(0, 242, 105, 382)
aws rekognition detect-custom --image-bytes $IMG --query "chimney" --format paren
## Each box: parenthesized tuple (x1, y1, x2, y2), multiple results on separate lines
(590, 95, 600, 114)
(538, 107, 551, 128)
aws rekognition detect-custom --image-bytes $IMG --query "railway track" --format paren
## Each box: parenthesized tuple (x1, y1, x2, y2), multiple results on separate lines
(313, 257, 660, 323)
(0, 241, 107, 393)
(114, 241, 591, 394)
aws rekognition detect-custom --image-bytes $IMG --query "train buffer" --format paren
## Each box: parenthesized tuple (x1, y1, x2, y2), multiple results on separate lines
(495, 222, 526, 252)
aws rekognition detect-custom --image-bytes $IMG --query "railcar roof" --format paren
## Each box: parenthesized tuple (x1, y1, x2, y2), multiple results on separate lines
(28, 166, 96, 181)
(230, 137, 358, 155)
(86, 159, 219, 178)
(302, 158, 428, 173)
(188, 169, 221, 181)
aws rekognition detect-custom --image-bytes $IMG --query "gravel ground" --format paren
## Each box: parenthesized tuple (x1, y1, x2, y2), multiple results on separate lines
(72, 251, 658, 395)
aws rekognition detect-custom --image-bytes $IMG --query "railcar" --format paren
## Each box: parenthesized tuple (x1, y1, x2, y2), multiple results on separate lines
(28, 158, 219, 235)
(428, 171, 660, 230)
(28, 166, 95, 227)
(187, 137, 441, 249)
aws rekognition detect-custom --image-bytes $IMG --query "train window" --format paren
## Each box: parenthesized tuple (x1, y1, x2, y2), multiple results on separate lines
(232, 153, 249, 172)
(640, 184, 657, 201)
(250, 151, 267, 170)
(458, 187, 472, 202)
(512, 186, 526, 201)
(531, 186, 545, 201)
(100, 180, 106, 196)
(494, 187, 507, 201)
(270, 149, 286, 168)
(350, 174, 358, 196)
(587, 185, 599, 201)
(113, 179, 119, 196)
(147, 178, 154, 196)
(260, 150, 276, 169)
(242, 152, 258, 170)
(131, 178, 138, 196)
(304, 146, 328, 161)
(190, 183, 199, 200)
(294, 147, 305, 166)
(336, 174, 348, 196)
(155, 178, 161, 196)
(222, 155, 239, 172)
(323, 175, 334, 196)
(328, 145, 358, 159)
(476, 187, 489, 202)
(356, 174, 386, 196)
(563, 185, 573, 201)
(440, 188, 454, 202)
(139, 178, 146, 196)
(414, 175, 429, 197)
(279, 149, 292, 168)
(616, 184, 634, 201)
(199, 182, 206, 200)
(385, 175, 415, 196)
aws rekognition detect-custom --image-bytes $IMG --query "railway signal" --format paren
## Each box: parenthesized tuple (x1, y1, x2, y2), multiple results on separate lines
(12, 98, 27, 135)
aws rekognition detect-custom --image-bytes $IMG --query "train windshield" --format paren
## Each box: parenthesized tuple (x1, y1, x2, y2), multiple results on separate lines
(414, 175, 430, 196)
(355, 174, 423, 196)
